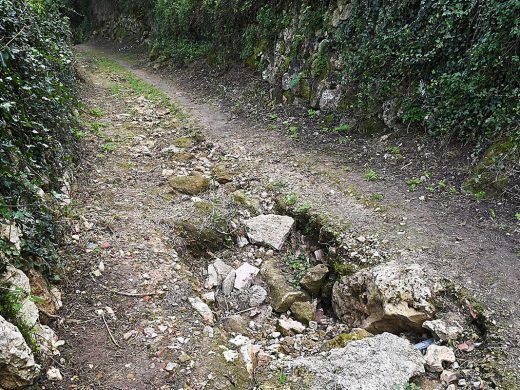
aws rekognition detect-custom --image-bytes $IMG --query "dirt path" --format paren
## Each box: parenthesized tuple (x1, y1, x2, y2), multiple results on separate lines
(41, 44, 520, 389)
(75, 43, 520, 371)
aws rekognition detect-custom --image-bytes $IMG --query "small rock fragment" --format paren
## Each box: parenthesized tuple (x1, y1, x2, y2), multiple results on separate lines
(237, 236, 249, 248)
(46, 367, 63, 381)
(277, 317, 306, 336)
(188, 297, 214, 324)
(213, 259, 234, 281)
(234, 263, 259, 290)
(204, 264, 218, 289)
(165, 362, 177, 372)
(314, 249, 325, 262)
(229, 334, 250, 347)
(223, 350, 239, 362)
(249, 285, 268, 307)
(424, 345, 456, 372)
(211, 164, 234, 184)
(178, 351, 191, 363)
(202, 292, 215, 303)
(223, 315, 249, 334)
(222, 270, 236, 295)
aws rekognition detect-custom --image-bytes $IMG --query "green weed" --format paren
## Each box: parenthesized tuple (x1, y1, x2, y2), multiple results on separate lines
(407, 177, 423, 191)
(285, 192, 298, 206)
(90, 107, 105, 118)
(289, 126, 299, 140)
(364, 169, 379, 181)
(308, 108, 318, 118)
(296, 202, 312, 213)
(284, 254, 310, 285)
(277, 369, 288, 384)
(333, 124, 350, 133)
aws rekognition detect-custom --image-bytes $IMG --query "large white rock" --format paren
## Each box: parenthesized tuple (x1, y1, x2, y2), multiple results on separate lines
(244, 215, 295, 250)
(287, 333, 425, 390)
(0, 315, 41, 389)
(332, 261, 440, 333)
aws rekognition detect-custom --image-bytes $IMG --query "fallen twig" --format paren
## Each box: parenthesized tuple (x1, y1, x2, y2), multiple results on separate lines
(99, 284, 157, 297)
(102, 314, 120, 348)
(222, 307, 255, 319)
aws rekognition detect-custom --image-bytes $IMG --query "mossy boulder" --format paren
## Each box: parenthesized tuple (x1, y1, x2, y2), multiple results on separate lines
(462, 171, 509, 199)
(174, 220, 227, 257)
(290, 301, 316, 324)
(171, 151, 195, 162)
(211, 164, 234, 184)
(169, 175, 210, 195)
(462, 139, 516, 198)
(172, 136, 194, 148)
(322, 329, 373, 351)
(299, 79, 312, 101)
(261, 260, 309, 312)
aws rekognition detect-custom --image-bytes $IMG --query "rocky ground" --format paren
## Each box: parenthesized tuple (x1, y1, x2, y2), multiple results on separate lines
(0, 44, 514, 389)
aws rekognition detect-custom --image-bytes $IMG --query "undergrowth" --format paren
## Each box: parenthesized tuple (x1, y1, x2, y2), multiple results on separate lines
(0, 0, 77, 323)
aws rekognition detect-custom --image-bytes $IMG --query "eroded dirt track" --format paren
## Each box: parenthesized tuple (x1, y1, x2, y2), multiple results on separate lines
(40, 44, 520, 389)
(76, 44, 520, 359)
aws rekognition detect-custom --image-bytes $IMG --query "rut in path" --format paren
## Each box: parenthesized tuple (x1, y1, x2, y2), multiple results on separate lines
(42, 45, 520, 389)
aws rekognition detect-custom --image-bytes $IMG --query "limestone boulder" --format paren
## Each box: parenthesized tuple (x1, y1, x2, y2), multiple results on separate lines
(287, 333, 425, 390)
(261, 260, 309, 312)
(300, 264, 329, 295)
(424, 345, 456, 372)
(332, 262, 440, 333)
(423, 319, 463, 342)
(0, 315, 41, 389)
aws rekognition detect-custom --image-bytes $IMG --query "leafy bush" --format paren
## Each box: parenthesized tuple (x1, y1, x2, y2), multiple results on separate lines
(336, 0, 520, 141)
(0, 0, 77, 277)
